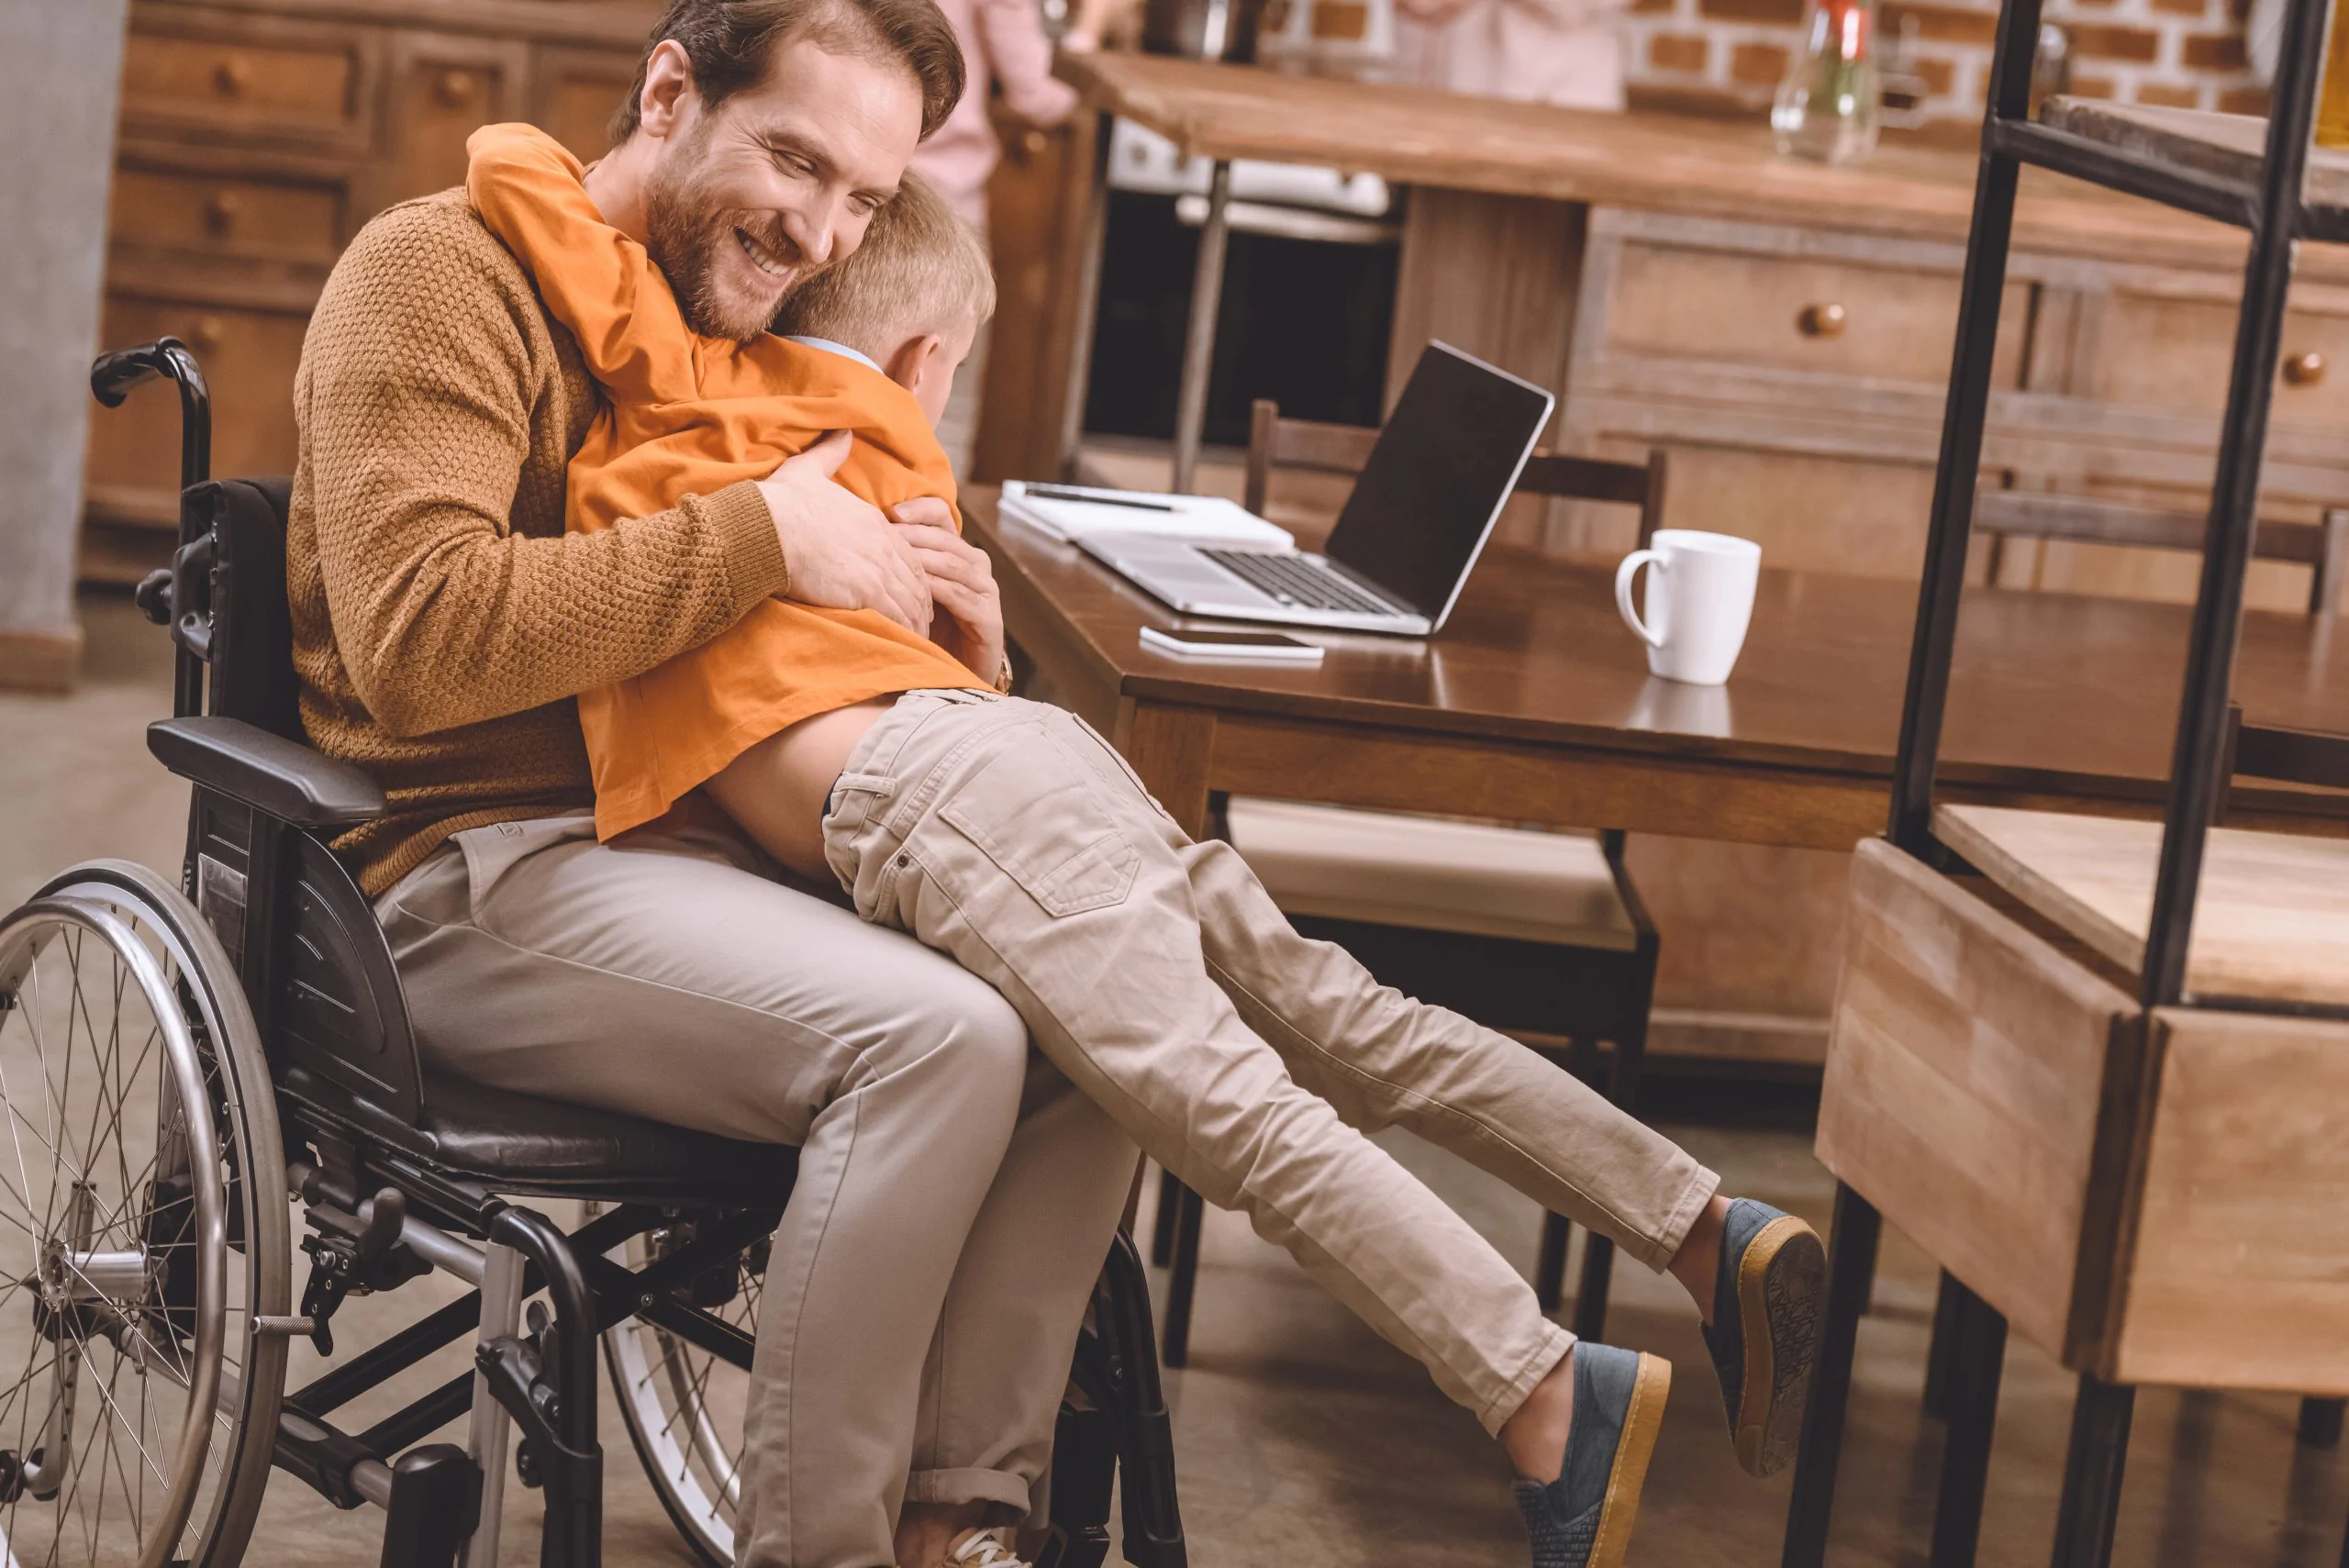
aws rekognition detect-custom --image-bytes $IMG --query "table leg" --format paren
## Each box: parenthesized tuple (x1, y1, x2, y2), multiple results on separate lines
(1055, 110, 1113, 482)
(1151, 1165, 1184, 1267)
(1781, 1182, 1881, 1568)
(2300, 1396, 2346, 1449)
(1923, 1268, 1962, 1418)
(1928, 1280, 2007, 1568)
(2048, 1374, 2135, 1568)
(1160, 1180, 1207, 1368)
(1171, 159, 1233, 495)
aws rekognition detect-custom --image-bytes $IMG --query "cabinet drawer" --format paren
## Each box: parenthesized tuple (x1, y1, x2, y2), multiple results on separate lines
(110, 165, 345, 266)
(120, 25, 364, 145)
(533, 46, 641, 163)
(1603, 240, 2027, 388)
(2080, 285, 2349, 429)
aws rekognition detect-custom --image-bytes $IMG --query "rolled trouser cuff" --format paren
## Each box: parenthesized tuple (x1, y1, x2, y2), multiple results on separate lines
(905, 1465, 1039, 1515)
(1480, 1320, 1577, 1437)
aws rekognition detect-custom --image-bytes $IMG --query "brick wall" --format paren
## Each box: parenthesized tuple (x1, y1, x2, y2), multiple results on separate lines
(1623, 0, 2266, 133)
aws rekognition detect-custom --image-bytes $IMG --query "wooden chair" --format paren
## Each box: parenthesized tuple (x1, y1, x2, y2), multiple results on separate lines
(1974, 489, 2349, 613)
(1240, 396, 1671, 544)
(1148, 400, 1669, 1367)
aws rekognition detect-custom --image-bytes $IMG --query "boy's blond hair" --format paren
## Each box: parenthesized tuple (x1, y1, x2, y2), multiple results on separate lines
(774, 172, 995, 361)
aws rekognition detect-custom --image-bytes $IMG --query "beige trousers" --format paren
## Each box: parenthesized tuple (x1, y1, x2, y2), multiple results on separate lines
(375, 798, 1137, 1568)
(825, 690, 1720, 1432)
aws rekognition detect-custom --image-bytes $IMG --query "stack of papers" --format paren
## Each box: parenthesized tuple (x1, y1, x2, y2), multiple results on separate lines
(999, 481, 1292, 548)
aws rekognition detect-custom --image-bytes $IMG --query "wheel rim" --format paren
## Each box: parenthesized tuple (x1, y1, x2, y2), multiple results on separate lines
(598, 1210, 761, 1565)
(0, 895, 240, 1568)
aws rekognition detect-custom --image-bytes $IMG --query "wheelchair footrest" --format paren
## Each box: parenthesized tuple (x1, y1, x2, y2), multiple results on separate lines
(378, 1444, 480, 1568)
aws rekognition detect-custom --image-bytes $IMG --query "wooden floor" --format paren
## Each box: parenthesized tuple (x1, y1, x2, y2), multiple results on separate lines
(6, 595, 2345, 1566)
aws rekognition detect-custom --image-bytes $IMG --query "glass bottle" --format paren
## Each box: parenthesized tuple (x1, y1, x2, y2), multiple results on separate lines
(1772, 0, 1882, 166)
(2321, 6, 2349, 150)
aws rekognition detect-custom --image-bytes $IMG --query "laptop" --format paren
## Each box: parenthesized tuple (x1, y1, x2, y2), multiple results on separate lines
(1075, 342, 1556, 635)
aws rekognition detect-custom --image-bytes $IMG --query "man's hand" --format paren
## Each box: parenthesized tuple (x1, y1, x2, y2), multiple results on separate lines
(757, 432, 932, 633)
(895, 506, 1007, 686)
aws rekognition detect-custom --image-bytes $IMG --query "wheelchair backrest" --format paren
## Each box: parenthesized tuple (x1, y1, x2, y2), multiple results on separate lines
(187, 477, 429, 1126)
(189, 477, 304, 740)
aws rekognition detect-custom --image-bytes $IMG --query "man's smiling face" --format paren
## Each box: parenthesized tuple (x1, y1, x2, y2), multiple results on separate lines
(639, 32, 924, 341)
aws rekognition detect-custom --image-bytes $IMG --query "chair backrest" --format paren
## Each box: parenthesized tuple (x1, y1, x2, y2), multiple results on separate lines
(1974, 489, 2349, 615)
(1241, 399, 1669, 543)
(184, 477, 429, 1126)
(191, 477, 305, 738)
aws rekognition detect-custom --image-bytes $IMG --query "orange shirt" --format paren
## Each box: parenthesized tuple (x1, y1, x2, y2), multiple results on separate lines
(464, 123, 987, 840)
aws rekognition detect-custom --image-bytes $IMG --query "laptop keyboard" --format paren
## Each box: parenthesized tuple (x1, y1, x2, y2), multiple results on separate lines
(1198, 550, 1399, 616)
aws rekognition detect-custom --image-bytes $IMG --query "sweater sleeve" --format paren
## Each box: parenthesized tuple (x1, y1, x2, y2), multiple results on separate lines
(463, 124, 696, 405)
(297, 201, 789, 740)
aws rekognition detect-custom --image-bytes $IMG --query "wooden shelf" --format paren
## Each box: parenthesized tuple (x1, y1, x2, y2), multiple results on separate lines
(1934, 802, 2349, 1008)
(2030, 98, 2349, 241)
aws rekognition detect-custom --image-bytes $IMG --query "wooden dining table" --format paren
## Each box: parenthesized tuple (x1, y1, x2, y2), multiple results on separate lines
(969, 492, 2349, 849)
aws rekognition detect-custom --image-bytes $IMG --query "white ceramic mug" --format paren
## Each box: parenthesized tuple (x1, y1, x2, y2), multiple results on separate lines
(1614, 529, 1762, 686)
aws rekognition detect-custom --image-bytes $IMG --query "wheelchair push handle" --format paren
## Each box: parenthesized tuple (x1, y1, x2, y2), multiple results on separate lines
(89, 336, 212, 490)
(90, 337, 217, 717)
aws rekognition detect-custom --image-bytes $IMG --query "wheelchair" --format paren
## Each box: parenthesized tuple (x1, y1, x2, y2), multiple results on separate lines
(0, 338, 1186, 1568)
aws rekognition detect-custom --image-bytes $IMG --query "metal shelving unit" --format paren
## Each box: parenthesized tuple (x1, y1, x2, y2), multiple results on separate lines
(1781, 0, 2349, 1562)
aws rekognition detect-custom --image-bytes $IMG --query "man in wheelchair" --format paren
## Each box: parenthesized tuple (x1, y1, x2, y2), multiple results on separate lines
(289, 1, 1141, 1565)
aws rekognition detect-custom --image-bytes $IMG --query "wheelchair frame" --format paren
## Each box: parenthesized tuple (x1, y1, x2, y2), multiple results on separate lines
(57, 338, 1187, 1568)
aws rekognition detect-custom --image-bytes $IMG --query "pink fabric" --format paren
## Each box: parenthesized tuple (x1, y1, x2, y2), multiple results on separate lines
(1393, 0, 1629, 109)
(911, 0, 1081, 228)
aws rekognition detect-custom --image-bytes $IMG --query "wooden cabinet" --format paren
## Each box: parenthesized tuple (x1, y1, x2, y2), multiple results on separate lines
(86, 0, 661, 584)
(1562, 206, 2349, 615)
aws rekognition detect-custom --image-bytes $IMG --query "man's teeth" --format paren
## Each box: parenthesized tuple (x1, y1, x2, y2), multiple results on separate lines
(737, 230, 792, 279)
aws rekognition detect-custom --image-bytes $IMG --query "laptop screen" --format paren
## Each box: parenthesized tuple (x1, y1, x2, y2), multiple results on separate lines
(1323, 343, 1557, 628)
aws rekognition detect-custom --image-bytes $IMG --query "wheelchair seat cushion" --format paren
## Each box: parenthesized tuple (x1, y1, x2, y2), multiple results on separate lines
(283, 1063, 797, 1203)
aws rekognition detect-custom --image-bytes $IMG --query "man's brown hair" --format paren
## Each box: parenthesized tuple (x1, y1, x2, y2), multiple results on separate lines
(773, 171, 995, 358)
(613, 0, 965, 143)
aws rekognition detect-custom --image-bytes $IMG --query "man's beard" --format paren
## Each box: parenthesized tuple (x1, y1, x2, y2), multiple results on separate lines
(642, 140, 809, 341)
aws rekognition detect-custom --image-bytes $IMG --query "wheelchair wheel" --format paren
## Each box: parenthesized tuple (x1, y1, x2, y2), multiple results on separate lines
(593, 1207, 763, 1567)
(0, 862, 291, 1568)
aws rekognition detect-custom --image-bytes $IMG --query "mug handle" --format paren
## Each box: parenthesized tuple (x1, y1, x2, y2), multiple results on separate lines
(1615, 549, 1665, 649)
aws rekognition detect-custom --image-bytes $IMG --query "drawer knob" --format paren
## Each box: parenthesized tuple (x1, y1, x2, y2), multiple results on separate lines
(189, 316, 227, 351)
(213, 57, 250, 98)
(2284, 350, 2326, 387)
(433, 68, 479, 108)
(204, 190, 244, 236)
(1798, 302, 1848, 339)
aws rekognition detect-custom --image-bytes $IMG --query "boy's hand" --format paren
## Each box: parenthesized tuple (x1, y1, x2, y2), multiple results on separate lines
(896, 516, 1008, 686)
(758, 433, 933, 634)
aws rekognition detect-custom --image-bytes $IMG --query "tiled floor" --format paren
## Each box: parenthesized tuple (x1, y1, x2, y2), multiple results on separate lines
(2, 593, 2343, 1565)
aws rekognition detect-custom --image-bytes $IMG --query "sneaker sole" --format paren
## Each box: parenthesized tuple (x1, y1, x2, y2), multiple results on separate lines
(1588, 1351, 1671, 1568)
(1734, 1215, 1827, 1478)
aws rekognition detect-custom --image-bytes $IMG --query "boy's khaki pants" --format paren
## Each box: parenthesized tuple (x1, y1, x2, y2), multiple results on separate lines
(826, 690, 1721, 1431)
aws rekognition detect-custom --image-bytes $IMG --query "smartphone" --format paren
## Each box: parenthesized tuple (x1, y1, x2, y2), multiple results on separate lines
(1140, 626, 1326, 664)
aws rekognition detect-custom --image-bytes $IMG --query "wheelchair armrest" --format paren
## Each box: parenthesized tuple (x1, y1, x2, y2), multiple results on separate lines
(148, 717, 388, 828)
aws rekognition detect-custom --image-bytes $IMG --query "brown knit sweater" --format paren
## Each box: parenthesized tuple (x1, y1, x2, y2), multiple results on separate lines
(288, 189, 789, 895)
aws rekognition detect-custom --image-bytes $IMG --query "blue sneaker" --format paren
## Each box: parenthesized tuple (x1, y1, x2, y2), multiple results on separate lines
(1698, 1197, 1826, 1477)
(1512, 1343, 1672, 1568)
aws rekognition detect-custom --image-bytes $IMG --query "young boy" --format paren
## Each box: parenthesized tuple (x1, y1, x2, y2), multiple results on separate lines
(470, 122, 1826, 1568)
(465, 122, 1002, 842)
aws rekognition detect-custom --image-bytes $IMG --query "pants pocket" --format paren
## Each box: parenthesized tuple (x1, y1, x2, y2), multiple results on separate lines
(937, 722, 1141, 917)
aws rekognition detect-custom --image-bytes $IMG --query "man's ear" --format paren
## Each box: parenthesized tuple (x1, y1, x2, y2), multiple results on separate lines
(884, 333, 945, 395)
(637, 39, 696, 140)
